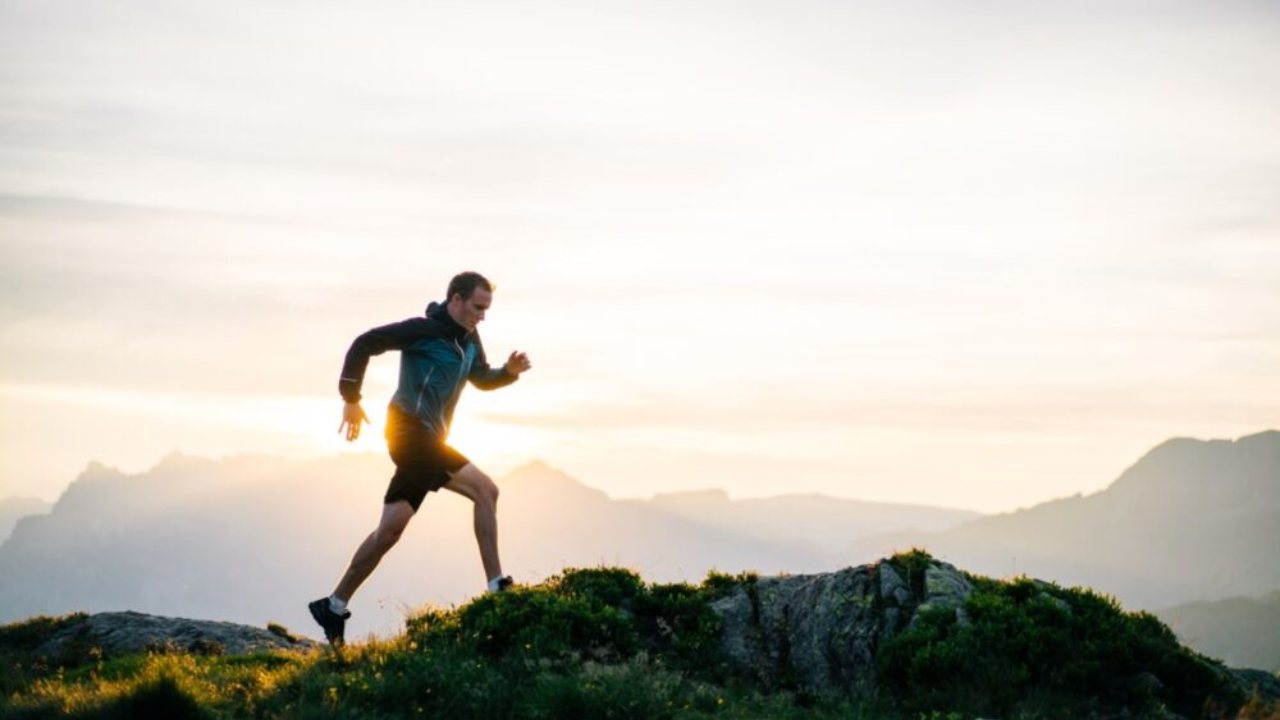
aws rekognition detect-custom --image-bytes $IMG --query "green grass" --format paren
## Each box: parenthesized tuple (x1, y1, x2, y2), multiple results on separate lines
(0, 559, 1271, 719)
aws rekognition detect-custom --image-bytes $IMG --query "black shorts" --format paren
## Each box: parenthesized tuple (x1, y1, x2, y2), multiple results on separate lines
(384, 405, 469, 512)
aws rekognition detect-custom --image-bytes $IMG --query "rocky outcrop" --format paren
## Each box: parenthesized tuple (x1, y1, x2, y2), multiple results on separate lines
(710, 557, 973, 696)
(710, 557, 1280, 708)
(35, 611, 315, 661)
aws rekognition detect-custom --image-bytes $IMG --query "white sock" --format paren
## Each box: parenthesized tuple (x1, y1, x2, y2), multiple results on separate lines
(487, 576, 506, 592)
(328, 595, 347, 614)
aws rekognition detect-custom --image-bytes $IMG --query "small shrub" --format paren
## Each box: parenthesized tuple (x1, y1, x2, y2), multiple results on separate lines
(886, 548, 933, 598)
(0, 613, 95, 696)
(0, 613, 90, 651)
(635, 582, 725, 673)
(439, 567, 728, 675)
(265, 622, 299, 644)
(459, 587, 639, 661)
(702, 570, 759, 599)
(549, 567, 645, 606)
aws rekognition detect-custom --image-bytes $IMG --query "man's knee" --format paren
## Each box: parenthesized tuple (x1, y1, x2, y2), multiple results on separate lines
(374, 504, 413, 549)
(451, 465, 498, 504)
(474, 474, 499, 506)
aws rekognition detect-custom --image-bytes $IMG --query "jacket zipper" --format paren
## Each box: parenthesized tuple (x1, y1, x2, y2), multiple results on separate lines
(413, 367, 435, 415)
(441, 338, 468, 426)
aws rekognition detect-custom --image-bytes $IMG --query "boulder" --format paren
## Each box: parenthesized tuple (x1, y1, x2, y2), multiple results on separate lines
(35, 611, 315, 661)
(711, 558, 974, 696)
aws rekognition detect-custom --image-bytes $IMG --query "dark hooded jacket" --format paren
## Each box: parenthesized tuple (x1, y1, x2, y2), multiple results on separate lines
(338, 302, 517, 440)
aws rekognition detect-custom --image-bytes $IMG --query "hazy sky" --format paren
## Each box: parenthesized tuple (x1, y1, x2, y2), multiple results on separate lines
(2, 0, 1277, 512)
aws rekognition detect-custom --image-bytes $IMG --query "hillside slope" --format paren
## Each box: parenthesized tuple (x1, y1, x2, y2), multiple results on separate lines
(3, 554, 1274, 720)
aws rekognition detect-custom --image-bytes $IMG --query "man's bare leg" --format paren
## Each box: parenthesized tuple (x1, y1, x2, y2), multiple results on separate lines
(444, 463, 503, 583)
(332, 500, 416, 603)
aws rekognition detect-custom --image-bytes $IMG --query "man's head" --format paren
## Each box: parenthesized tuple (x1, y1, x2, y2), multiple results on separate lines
(445, 271, 493, 332)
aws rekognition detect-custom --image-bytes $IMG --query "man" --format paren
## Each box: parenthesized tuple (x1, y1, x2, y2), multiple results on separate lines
(309, 271, 532, 646)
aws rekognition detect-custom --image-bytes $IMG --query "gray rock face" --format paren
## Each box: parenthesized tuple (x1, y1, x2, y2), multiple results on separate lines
(711, 558, 974, 696)
(36, 611, 315, 660)
(912, 562, 974, 629)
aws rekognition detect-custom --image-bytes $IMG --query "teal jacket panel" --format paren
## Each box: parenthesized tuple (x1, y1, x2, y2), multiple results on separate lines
(338, 302, 516, 439)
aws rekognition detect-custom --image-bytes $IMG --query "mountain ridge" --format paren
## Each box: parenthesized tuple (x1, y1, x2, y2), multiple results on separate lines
(851, 429, 1280, 608)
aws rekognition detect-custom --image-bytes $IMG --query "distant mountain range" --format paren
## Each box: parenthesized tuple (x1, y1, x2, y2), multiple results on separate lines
(0, 454, 974, 639)
(850, 430, 1280, 610)
(1157, 590, 1280, 673)
(630, 489, 978, 555)
(1, 430, 1276, 646)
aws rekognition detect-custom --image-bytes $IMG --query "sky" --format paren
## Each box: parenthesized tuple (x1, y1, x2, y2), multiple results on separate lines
(1, 0, 1277, 513)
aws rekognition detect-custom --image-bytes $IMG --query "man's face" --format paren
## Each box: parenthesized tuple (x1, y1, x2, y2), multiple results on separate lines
(449, 287, 491, 332)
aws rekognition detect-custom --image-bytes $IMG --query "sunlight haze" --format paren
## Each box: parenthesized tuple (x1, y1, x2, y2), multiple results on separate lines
(1, 0, 1277, 513)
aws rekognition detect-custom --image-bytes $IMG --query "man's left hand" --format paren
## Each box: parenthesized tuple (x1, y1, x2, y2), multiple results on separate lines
(505, 351, 532, 376)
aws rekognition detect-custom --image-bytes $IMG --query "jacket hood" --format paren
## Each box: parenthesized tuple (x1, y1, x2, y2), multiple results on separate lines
(425, 300, 470, 337)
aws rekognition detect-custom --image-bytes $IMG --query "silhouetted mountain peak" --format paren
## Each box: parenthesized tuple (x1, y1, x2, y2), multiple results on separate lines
(1105, 429, 1280, 507)
(1238, 429, 1280, 446)
(79, 460, 126, 481)
(50, 461, 129, 513)
(502, 460, 608, 501)
(508, 459, 557, 475)
(0, 496, 52, 545)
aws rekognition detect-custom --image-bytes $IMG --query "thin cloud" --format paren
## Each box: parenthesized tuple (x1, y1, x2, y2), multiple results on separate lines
(1, 0, 1277, 509)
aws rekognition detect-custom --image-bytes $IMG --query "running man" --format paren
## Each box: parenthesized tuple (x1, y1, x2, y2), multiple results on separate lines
(309, 271, 532, 645)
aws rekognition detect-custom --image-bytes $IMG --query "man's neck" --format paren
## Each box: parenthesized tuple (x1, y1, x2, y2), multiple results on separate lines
(443, 305, 469, 335)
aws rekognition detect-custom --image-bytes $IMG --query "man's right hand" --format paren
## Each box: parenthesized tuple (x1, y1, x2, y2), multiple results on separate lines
(339, 402, 371, 442)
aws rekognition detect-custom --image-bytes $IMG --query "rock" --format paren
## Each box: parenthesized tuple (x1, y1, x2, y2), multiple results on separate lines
(1119, 671, 1164, 696)
(923, 562, 972, 608)
(878, 563, 911, 608)
(712, 558, 975, 697)
(1231, 668, 1280, 702)
(782, 567, 879, 694)
(35, 611, 315, 661)
(908, 561, 974, 630)
(710, 586, 757, 670)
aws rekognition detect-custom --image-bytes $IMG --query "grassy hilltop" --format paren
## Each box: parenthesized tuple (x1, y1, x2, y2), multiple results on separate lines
(2, 551, 1276, 720)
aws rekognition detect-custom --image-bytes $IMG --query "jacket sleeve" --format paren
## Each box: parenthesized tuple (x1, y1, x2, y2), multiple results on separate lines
(338, 318, 436, 402)
(468, 334, 519, 391)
